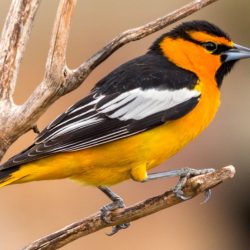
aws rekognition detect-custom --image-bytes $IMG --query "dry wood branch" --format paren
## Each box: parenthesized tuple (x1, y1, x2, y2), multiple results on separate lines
(0, 0, 40, 100)
(16, 0, 77, 133)
(45, 0, 76, 80)
(0, 0, 41, 158)
(0, 0, 76, 159)
(23, 166, 236, 250)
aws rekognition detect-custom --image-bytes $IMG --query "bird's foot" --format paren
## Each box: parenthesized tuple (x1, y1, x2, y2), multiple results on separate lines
(100, 193, 130, 236)
(173, 167, 215, 202)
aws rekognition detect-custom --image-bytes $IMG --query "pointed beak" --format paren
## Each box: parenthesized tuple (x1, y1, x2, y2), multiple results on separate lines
(223, 43, 250, 62)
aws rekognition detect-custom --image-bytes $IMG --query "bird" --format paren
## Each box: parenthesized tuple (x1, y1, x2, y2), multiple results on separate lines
(1, 20, 250, 234)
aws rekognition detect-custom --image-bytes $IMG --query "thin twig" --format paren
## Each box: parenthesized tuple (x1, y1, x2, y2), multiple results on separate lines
(23, 166, 236, 250)
(71, 0, 218, 87)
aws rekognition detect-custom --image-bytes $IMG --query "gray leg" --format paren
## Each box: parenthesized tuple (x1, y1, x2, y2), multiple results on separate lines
(145, 167, 214, 201)
(98, 186, 130, 236)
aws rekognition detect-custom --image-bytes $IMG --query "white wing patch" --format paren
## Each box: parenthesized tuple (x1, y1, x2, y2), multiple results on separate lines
(37, 87, 200, 144)
(97, 87, 200, 121)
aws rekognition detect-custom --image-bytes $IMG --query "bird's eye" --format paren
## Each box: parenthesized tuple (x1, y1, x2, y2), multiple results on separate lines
(202, 42, 217, 52)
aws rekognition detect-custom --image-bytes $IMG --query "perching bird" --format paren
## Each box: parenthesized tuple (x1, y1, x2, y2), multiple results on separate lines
(1, 20, 250, 234)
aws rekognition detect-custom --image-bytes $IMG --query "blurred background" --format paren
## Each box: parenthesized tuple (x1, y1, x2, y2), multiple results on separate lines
(0, 0, 249, 249)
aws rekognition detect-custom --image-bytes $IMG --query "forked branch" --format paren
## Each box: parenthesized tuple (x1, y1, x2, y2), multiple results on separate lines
(23, 166, 236, 250)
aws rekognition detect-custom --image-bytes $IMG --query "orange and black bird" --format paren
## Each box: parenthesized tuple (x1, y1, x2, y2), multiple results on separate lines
(1, 20, 250, 233)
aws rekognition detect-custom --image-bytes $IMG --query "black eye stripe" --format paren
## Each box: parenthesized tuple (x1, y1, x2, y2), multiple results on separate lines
(183, 34, 232, 55)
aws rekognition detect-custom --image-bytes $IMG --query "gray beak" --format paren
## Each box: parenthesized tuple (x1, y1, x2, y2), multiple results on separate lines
(224, 43, 250, 62)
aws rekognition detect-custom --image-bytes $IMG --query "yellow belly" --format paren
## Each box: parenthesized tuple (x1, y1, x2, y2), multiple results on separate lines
(10, 79, 220, 186)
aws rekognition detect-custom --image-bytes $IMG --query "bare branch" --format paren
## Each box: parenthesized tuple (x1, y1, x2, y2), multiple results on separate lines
(15, 0, 77, 134)
(45, 0, 76, 80)
(23, 166, 236, 250)
(70, 0, 218, 91)
(0, 0, 41, 159)
(18, 0, 76, 118)
(0, 0, 41, 101)
(0, 0, 76, 159)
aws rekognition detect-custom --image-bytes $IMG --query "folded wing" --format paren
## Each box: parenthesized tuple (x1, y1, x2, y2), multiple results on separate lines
(2, 87, 200, 169)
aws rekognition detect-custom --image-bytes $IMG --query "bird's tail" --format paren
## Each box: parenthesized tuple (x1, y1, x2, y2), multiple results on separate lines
(0, 166, 21, 187)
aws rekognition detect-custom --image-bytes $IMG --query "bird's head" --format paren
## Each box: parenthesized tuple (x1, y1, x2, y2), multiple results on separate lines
(150, 20, 250, 87)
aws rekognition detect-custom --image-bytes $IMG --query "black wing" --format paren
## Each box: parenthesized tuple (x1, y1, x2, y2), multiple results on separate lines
(1, 53, 200, 169)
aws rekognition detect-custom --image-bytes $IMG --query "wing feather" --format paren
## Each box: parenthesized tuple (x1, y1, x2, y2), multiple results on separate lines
(2, 87, 200, 169)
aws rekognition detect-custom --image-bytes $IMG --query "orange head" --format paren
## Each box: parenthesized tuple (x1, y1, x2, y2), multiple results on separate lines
(150, 20, 250, 87)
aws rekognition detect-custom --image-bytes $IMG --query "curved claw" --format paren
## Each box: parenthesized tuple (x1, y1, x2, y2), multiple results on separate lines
(100, 196, 126, 223)
(173, 189, 191, 200)
(173, 168, 215, 202)
(174, 187, 213, 203)
(98, 186, 131, 236)
(106, 223, 130, 236)
(200, 189, 212, 204)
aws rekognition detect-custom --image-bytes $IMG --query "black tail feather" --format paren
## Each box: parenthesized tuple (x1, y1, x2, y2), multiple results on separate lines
(0, 166, 20, 182)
